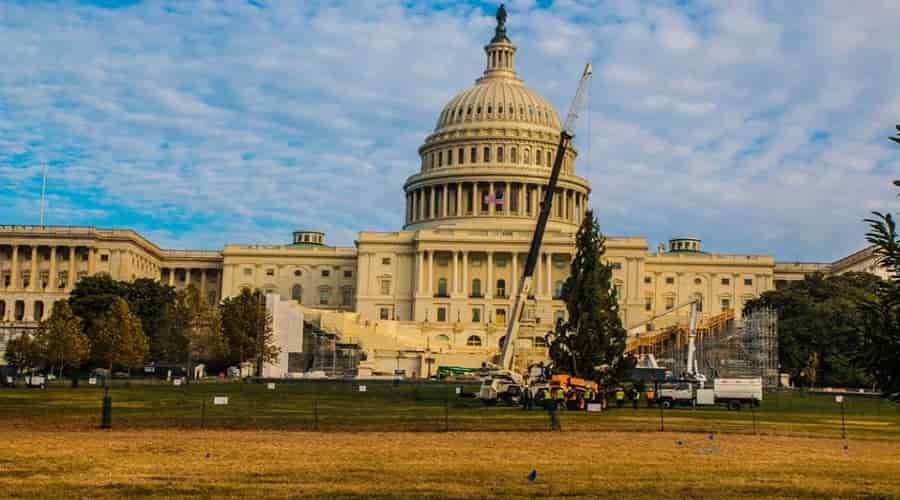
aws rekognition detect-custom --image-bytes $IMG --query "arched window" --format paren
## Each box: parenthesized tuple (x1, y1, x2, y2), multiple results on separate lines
(483, 147, 491, 162)
(511, 147, 517, 163)
(467, 335, 482, 347)
(496, 279, 506, 298)
(524, 149, 530, 164)
(470, 147, 477, 163)
(437, 278, 448, 297)
(458, 148, 464, 165)
(291, 284, 303, 302)
(495, 308, 507, 325)
(438, 151, 443, 167)
(497, 146, 504, 162)
(471, 278, 482, 297)
(536, 149, 542, 165)
(553, 280, 564, 299)
(0, 300, 5, 320)
(14, 300, 24, 321)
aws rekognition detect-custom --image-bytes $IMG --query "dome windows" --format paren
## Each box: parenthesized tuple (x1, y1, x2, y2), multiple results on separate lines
(458, 148, 464, 165)
(497, 146, 504, 162)
(536, 149, 542, 165)
(447, 149, 453, 166)
(470, 147, 477, 163)
(483, 146, 491, 162)
(511, 147, 517, 163)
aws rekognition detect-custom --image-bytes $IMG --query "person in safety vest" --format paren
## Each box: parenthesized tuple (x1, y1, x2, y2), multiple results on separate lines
(553, 385, 566, 410)
(539, 387, 552, 411)
(583, 387, 594, 410)
(615, 387, 625, 408)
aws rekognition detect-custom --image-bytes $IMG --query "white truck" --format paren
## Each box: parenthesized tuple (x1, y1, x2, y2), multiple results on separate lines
(712, 377, 762, 410)
(659, 377, 762, 410)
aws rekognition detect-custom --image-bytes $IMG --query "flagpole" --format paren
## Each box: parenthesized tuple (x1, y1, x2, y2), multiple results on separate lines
(39, 164, 48, 226)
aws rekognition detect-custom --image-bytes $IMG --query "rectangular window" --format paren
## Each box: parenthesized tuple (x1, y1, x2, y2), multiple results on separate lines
(644, 276, 652, 284)
(744, 278, 753, 286)
(721, 298, 731, 310)
(665, 277, 674, 284)
(266, 269, 275, 276)
(437, 307, 447, 322)
(100, 254, 109, 262)
(721, 277, 730, 285)
(382, 257, 391, 265)
(341, 287, 353, 306)
(665, 297, 674, 310)
(243, 268, 252, 276)
(344, 270, 353, 278)
(471, 308, 481, 323)
(380, 279, 391, 295)
(319, 289, 330, 305)
(321, 270, 330, 277)
(379, 307, 390, 320)
(645, 298, 652, 311)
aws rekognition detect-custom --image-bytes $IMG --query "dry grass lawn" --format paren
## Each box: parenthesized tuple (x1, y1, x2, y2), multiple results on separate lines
(2, 430, 899, 499)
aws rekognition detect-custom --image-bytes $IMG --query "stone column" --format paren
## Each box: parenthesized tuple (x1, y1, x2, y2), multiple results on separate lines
(416, 251, 424, 295)
(48, 247, 56, 290)
(88, 247, 96, 276)
(473, 184, 480, 216)
(427, 251, 434, 296)
(10, 245, 18, 289)
(29, 246, 37, 291)
(67, 247, 76, 291)
(512, 251, 518, 289)
(488, 182, 495, 216)
(461, 251, 468, 296)
(168, 268, 175, 286)
(456, 183, 462, 216)
(505, 182, 511, 216)
(442, 184, 449, 218)
(486, 252, 493, 299)
(537, 186, 543, 215)
(452, 251, 458, 294)
(200, 269, 207, 297)
(546, 252, 553, 297)
(518, 184, 525, 216)
(429, 187, 436, 219)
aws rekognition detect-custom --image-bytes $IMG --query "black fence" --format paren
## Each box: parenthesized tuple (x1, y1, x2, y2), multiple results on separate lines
(1, 379, 898, 440)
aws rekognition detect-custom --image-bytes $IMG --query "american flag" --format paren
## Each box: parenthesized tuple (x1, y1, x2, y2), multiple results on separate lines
(484, 191, 503, 206)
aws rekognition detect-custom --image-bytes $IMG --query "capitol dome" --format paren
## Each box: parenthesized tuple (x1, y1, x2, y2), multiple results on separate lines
(403, 10, 590, 232)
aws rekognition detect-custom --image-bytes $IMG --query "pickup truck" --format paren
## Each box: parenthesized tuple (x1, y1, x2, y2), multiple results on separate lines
(657, 382, 695, 408)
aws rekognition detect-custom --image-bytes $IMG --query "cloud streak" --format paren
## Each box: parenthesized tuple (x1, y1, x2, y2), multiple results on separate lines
(0, 0, 897, 261)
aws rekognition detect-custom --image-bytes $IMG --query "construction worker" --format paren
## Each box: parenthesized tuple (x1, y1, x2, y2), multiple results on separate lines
(645, 386, 656, 408)
(539, 386, 552, 410)
(521, 386, 531, 411)
(631, 387, 640, 409)
(553, 384, 566, 410)
(615, 387, 625, 408)
(583, 387, 594, 410)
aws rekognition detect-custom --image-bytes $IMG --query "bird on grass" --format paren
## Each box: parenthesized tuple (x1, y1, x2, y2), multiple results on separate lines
(708, 432, 715, 441)
(527, 469, 537, 482)
(676, 439, 684, 447)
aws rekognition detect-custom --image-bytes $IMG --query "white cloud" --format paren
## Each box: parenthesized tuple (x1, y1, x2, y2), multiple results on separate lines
(0, 1, 897, 262)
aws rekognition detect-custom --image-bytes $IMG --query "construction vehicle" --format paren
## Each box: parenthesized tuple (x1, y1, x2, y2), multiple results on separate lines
(478, 63, 593, 405)
(627, 298, 705, 384)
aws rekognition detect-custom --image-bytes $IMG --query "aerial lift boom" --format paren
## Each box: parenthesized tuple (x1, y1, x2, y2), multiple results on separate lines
(496, 63, 593, 375)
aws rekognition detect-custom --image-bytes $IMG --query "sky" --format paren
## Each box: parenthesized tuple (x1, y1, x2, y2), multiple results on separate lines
(1, 0, 899, 262)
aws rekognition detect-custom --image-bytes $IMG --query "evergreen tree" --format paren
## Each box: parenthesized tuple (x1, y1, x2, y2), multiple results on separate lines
(34, 301, 89, 378)
(547, 210, 630, 385)
(92, 297, 149, 374)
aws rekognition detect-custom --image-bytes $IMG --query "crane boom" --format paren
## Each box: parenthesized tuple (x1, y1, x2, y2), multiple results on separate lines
(497, 63, 593, 372)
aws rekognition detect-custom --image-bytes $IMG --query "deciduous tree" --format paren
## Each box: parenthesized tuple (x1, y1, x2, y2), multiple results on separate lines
(34, 301, 89, 378)
(220, 288, 279, 376)
(91, 297, 149, 375)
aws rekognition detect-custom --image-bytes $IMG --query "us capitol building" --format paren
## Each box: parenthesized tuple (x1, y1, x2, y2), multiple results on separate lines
(0, 17, 885, 374)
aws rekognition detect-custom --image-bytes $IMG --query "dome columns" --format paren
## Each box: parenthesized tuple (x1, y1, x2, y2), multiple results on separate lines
(403, 179, 589, 228)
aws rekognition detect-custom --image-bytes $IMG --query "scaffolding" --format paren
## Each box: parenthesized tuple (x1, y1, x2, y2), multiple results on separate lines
(301, 321, 362, 377)
(626, 308, 778, 387)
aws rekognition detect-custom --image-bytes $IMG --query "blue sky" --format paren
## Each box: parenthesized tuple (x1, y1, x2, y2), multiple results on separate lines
(1, 0, 898, 261)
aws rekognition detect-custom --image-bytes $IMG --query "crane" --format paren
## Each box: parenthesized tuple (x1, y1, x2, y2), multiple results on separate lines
(626, 299, 702, 380)
(478, 63, 593, 405)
